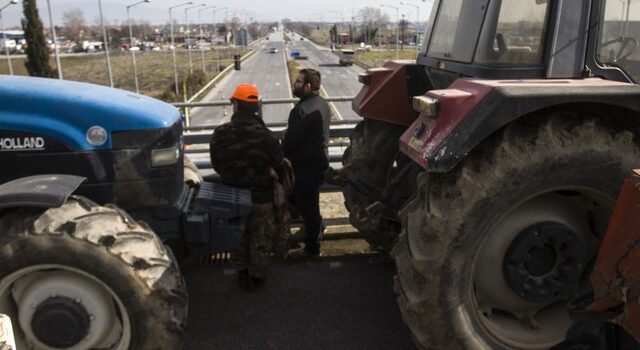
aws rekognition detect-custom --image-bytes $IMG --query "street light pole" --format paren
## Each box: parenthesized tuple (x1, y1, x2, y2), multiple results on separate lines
(211, 7, 227, 72)
(185, 3, 205, 75)
(198, 5, 215, 72)
(378, 7, 382, 66)
(329, 10, 341, 46)
(169, 1, 193, 95)
(400, 1, 420, 51)
(0, 0, 18, 76)
(381, 3, 399, 59)
(46, 0, 62, 79)
(98, 0, 114, 87)
(127, 0, 150, 94)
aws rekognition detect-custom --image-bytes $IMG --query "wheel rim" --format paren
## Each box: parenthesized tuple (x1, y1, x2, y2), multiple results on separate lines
(472, 189, 612, 349)
(0, 265, 131, 350)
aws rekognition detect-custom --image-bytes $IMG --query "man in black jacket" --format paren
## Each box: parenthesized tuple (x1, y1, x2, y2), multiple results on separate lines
(283, 68, 330, 257)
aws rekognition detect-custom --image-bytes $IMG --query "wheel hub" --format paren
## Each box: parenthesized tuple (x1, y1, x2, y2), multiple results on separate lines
(9, 270, 123, 349)
(31, 296, 90, 348)
(504, 222, 587, 303)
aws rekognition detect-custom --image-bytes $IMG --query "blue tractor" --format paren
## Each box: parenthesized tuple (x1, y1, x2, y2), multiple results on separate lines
(0, 76, 251, 349)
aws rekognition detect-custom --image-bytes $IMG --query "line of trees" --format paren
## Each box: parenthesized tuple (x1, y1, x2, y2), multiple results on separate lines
(285, 7, 403, 46)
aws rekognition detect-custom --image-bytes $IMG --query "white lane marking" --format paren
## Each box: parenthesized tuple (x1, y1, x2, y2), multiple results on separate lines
(321, 84, 342, 121)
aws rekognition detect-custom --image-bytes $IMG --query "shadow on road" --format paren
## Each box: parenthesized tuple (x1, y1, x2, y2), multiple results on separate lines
(183, 253, 416, 350)
(318, 63, 345, 68)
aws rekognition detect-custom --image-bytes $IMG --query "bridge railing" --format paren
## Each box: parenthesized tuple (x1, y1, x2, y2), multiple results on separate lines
(176, 97, 358, 172)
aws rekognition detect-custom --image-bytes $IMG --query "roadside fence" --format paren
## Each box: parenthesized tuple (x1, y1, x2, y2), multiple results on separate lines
(175, 96, 359, 181)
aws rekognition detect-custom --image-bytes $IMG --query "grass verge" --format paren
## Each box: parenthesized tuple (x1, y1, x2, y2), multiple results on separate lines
(0, 47, 250, 102)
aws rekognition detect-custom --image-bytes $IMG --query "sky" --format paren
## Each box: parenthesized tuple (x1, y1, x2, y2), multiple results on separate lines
(2, 0, 434, 29)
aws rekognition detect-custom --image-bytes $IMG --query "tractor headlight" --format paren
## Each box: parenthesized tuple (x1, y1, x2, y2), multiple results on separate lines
(412, 95, 439, 116)
(151, 143, 180, 167)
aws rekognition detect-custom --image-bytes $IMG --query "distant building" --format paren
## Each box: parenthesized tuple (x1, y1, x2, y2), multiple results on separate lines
(337, 33, 350, 44)
(211, 34, 225, 45)
(0, 30, 24, 41)
(235, 29, 248, 46)
(0, 30, 24, 51)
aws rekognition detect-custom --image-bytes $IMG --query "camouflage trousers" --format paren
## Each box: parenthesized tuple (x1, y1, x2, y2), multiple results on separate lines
(234, 202, 290, 279)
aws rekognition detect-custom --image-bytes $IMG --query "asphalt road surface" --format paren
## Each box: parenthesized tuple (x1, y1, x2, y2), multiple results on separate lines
(286, 32, 365, 121)
(190, 31, 293, 126)
(189, 30, 365, 126)
(183, 253, 417, 350)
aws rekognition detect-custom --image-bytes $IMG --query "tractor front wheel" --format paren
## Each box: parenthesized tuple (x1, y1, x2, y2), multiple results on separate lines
(0, 196, 187, 350)
(393, 117, 640, 349)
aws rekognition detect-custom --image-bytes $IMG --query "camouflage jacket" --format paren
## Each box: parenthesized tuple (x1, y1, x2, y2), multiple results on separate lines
(210, 111, 285, 203)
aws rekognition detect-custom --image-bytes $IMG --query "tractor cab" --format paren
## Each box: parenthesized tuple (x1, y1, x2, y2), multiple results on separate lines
(353, 0, 640, 125)
(418, 0, 639, 87)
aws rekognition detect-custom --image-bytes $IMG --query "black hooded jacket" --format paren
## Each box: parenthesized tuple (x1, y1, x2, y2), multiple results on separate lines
(282, 91, 330, 173)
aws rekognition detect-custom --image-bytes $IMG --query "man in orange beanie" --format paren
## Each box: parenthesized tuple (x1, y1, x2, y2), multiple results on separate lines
(210, 83, 287, 291)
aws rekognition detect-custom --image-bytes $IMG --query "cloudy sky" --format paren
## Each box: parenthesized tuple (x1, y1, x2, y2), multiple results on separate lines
(2, 0, 434, 28)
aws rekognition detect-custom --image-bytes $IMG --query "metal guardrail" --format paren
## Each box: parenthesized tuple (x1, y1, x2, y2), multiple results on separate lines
(176, 97, 358, 172)
(174, 96, 355, 108)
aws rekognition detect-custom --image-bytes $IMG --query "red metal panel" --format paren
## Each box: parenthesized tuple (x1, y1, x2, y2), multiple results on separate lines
(399, 80, 494, 169)
(589, 170, 640, 343)
(399, 78, 636, 170)
(351, 60, 419, 126)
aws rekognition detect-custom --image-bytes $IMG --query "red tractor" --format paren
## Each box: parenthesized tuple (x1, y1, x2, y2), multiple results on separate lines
(333, 0, 640, 348)
(553, 170, 640, 349)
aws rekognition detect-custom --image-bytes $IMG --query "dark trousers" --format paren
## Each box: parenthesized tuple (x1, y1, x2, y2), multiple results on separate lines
(290, 170, 324, 254)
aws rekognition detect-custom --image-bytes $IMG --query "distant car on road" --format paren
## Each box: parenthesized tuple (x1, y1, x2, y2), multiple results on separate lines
(337, 49, 355, 66)
(269, 47, 278, 53)
(290, 51, 308, 60)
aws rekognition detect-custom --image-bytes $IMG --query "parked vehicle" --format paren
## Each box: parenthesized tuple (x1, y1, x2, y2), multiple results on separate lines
(290, 51, 308, 60)
(337, 49, 355, 66)
(553, 169, 640, 349)
(331, 0, 640, 348)
(0, 76, 253, 349)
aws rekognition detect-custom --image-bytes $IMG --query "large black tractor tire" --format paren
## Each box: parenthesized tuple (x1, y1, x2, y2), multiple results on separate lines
(342, 119, 416, 252)
(0, 196, 188, 350)
(392, 116, 640, 349)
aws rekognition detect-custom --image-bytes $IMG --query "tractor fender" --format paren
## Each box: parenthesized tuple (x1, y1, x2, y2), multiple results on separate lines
(352, 60, 431, 126)
(400, 78, 640, 172)
(0, 174, 85, 209)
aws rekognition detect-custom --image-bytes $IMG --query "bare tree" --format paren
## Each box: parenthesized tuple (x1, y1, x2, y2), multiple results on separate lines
(61, 9, 86, 45)
(357, 7, 389, 44)
(400, 17, 408, 50)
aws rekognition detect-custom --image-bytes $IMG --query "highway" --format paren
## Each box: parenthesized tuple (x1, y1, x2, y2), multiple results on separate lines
(189, 30, 364, 126)
(286, 32, 364, 121)
(190, 31, 293, 126)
